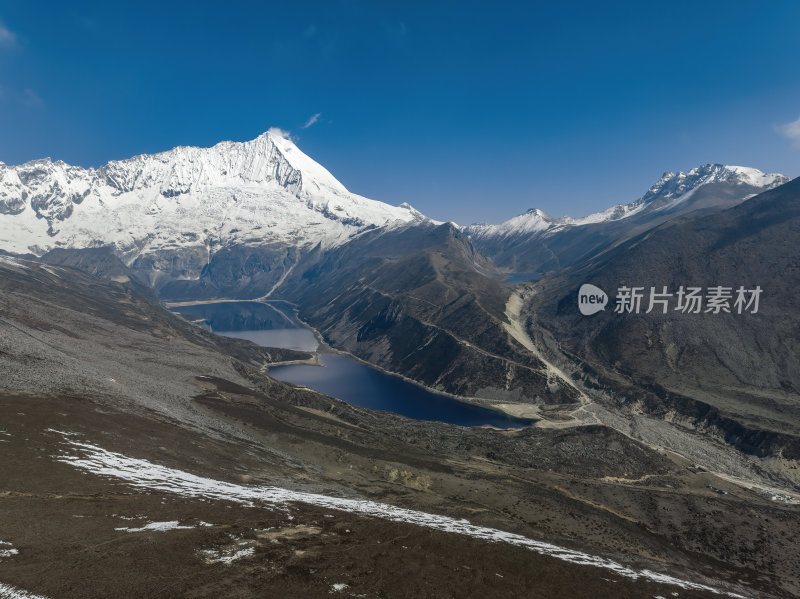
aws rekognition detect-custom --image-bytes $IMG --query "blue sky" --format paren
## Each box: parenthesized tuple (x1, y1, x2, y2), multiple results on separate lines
(1, 1, 799, 224)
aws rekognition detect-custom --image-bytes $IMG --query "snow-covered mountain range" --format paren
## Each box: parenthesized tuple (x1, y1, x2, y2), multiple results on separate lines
(0, 132, 790, 285)
(466, 164, 788, 242)
(0, 130, 425, 260)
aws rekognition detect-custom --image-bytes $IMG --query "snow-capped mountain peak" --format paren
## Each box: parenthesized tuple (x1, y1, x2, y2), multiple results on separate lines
(263, 129, 348, 196)
(0, 132, 427, 257)
(503, 208, 555, 233)
(96, 129, 347, 199)
(636, 163, 787, 211)
(467, 208, 554, 239)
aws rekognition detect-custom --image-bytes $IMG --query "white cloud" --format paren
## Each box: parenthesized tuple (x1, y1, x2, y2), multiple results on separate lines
(0, 20, 17, 47)
(267, 126, 292, 139)
(777, 115, 800, 147)
(301, 113, 321, 129)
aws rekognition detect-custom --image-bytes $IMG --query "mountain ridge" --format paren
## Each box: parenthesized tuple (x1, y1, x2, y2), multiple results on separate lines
(465, 163, 789, 274)
(467, 163, 788, 241)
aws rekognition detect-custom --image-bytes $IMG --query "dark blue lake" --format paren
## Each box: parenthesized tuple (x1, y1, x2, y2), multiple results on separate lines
(269, 354, 529, 428)
(172, 301, 531, 428)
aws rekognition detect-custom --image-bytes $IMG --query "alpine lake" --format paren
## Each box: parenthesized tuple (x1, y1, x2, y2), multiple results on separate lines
(172, 301, 532, 428)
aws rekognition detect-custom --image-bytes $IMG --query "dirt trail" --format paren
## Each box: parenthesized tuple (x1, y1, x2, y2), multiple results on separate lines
(503, 291, 588, 403)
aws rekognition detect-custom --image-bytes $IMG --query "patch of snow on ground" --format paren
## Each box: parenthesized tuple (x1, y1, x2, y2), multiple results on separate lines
(114, 520, 195, 533)
(0, 541, 18, 560)
(329, 583, 350, 593)
(0, 583, 50, 599)
(199, 544, 256, 565)
(55, 435, 745, 598)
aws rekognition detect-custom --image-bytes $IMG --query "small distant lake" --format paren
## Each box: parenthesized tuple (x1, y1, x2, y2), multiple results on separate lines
(172, 301, 320, 352)
(172, 300, 531, 428)
(214, 328, 319, 352)
(171, 301, 298, 330)
(504, 272, 542, 284)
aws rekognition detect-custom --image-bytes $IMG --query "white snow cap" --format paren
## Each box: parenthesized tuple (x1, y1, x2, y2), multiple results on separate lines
(265, 129, 348, 195)
(0, 131, 429, 257)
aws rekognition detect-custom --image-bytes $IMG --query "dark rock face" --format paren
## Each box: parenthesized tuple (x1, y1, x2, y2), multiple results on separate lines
(129, 244, 299, 300)
(41, 246, 157, 301)
(0, 194, 26, 215)
(43, 246, 143, 281)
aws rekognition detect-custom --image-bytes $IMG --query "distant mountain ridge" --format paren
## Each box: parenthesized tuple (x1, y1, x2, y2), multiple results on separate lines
(1, 131, 787, 274)
(468, 164, 787, 238)
(465, 164, 788, 273)
(0, 133, 790, 314)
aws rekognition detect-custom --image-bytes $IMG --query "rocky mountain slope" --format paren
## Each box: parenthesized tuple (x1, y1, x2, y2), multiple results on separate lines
(526, 176, 800, 465)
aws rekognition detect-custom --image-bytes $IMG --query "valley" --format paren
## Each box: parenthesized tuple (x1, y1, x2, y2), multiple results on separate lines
(1, 132, 799, 597)
(5, 3, 800, 596)
(0, 257, 795, 598)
